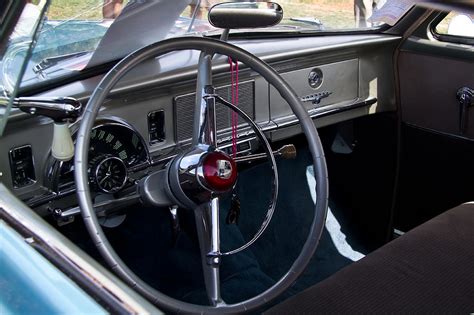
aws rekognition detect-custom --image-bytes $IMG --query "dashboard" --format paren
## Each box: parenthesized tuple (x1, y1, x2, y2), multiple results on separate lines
(0, 34, 400, 222)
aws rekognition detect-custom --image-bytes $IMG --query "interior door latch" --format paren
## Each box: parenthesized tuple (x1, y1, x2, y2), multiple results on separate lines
(456, 87, 474, 135)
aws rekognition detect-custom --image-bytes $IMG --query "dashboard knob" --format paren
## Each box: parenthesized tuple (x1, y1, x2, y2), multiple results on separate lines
(308, 68, 323, 89)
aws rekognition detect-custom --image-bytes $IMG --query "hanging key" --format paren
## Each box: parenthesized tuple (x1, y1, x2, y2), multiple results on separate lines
(169, 205, 181, 246)
(226, 193, 240, 225)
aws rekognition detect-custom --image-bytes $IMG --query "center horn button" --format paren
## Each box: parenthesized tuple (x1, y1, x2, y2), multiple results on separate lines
(200, 151, 237, 192)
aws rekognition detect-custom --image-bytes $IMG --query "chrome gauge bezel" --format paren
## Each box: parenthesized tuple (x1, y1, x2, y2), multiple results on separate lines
(93, 156, 128, 194)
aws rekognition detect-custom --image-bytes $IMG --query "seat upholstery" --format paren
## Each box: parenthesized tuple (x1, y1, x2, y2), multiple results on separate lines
(267, 203, 474, 313)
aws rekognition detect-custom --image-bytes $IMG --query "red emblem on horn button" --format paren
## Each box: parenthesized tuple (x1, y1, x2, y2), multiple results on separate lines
(202, 152, 237, 191)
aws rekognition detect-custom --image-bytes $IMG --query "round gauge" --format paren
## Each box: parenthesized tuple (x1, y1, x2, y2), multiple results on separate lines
(91, 155, 128, 193)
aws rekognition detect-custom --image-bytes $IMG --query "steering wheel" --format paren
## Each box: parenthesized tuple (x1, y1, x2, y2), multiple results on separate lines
(75, 37, 328, 314)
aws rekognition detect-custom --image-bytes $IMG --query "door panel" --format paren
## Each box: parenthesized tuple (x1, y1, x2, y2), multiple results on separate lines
(399, 52, 474, 139)
(396, 36, 474, 231)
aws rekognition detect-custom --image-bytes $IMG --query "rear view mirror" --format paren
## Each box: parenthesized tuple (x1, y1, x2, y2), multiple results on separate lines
(208, 2, 283, 29)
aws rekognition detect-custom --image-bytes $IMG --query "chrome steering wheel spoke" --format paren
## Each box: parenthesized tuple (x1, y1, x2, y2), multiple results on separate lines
(194, 197, 225, 306)
(193, 53, 217, 149)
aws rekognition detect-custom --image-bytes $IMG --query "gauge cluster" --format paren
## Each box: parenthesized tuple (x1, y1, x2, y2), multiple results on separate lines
(50, 120, 149, 194)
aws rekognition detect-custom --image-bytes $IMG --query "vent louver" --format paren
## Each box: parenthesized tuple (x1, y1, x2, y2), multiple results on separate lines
(174, 81, 255, 143)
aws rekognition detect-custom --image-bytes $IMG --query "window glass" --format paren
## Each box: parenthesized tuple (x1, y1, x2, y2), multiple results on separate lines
(1, 1, 46, 135)
(435, 11, 474, 38)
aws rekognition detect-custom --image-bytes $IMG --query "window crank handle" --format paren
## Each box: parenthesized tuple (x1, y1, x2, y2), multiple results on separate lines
(456, 87, 474, 135)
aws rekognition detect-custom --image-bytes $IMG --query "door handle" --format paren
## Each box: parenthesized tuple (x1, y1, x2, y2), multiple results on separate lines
(456, 87, 474, 135)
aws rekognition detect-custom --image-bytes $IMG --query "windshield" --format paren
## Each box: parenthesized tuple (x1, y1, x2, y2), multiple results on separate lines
(7, 0, 392, 91)
(0, 1, 48, 136)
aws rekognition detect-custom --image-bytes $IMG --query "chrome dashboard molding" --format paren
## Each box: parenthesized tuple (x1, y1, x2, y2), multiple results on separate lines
(0, 183, 162, 314)
(274, 97, 377, 129)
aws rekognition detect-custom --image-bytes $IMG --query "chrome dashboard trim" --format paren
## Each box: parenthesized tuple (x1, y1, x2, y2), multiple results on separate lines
(274, 97, 377, 129)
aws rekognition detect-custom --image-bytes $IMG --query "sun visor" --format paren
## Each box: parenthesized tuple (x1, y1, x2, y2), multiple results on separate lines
(87, 0, 192, 68)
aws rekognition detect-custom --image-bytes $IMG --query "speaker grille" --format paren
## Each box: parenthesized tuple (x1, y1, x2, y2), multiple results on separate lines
(174, 81, 255, 143)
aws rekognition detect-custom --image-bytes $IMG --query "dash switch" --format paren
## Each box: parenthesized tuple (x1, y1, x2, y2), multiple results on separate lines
(9, 145, 36, 189)
(147, 110, 165, 145)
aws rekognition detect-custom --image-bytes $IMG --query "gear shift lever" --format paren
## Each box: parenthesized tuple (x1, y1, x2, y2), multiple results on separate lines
(13, 97, 82, 161)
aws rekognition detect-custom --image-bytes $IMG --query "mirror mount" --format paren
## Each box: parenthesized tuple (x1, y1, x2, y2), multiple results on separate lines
(219, 28, 230, 42)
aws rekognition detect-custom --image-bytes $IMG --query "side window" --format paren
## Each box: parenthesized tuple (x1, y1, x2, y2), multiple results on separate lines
(432, 11, 474, 44)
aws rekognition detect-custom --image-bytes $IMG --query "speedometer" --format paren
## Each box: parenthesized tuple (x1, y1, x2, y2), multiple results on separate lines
(89, 124, 147, 167)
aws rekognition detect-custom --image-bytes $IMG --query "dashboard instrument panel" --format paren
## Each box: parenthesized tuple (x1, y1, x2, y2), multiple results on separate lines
(51, 120, 149, 194)
(0, 35, 399, 217)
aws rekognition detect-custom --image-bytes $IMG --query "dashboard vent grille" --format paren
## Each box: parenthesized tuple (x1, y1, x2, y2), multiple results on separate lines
(174, 80, 255, 143)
